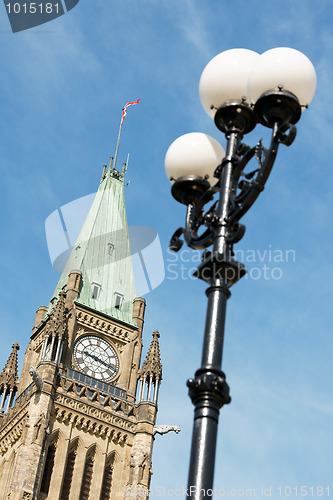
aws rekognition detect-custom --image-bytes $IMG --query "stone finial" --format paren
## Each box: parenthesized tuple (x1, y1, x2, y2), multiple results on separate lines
(0, 342, 20, 391)
(141, 330, 162, 380)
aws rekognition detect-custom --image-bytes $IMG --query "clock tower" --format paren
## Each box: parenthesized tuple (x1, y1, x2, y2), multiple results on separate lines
(0, 159, 162, 499)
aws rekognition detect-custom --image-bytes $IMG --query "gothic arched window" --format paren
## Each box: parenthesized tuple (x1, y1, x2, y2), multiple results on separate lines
(40, 443, 56, 494)
(79, 447, 95, 500)
(60, 441, 78, 500)
(100, 454, 115, 500)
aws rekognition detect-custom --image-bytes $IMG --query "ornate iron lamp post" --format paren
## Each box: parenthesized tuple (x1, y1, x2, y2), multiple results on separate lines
(165, 48, 316, 499)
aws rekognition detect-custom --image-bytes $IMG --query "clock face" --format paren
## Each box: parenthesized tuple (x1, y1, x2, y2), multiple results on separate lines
(73, 335, 119, 381)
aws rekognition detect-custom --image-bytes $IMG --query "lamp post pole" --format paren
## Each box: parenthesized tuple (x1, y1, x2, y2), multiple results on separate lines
(165, 48, 316, 500)
(186, 130, 243, 497)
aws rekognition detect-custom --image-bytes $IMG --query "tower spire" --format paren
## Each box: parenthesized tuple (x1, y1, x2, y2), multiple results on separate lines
(0, 342, 20, 391)
(50, 103, 141, 325)
(47, 291, 67, 337)
(0, 342, 20, 414)
(142, 330, 162, 380)
(51, 151, 136, 326)
(137, 331, 162, 405)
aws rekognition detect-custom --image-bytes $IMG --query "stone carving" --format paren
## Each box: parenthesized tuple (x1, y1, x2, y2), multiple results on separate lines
(54, 405, 129, 443)
(0, 416, 26, 456)
(77, 311, 130, 342)
(138, 453, 149, 483)
(33, 337, 44, 353)
(29, 367, 43, 391)
(128, 449, 149, 486)
(33, 413, 49, 443)
(54, 393, 136, 431)
(153, 425, 181, 436)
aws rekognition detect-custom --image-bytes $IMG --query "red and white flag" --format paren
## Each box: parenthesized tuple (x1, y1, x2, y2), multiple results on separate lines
(121, 99, 140, 123)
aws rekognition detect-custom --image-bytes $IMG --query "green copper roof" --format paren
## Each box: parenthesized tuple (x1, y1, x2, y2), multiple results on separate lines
(51, 166, 136, 326)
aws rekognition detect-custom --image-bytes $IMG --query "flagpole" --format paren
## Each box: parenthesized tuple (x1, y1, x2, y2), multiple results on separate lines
(113, 99, 140, 172)
(113, 114, 124, 172)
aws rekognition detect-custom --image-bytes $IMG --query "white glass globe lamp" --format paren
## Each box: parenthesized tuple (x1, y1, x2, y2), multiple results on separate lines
(248, 47, 317, 106)
(165, 132, 224, 185)
(199, 48, 260, 119)
(165, 133, 225, 205)
(248, 48, 316, 127)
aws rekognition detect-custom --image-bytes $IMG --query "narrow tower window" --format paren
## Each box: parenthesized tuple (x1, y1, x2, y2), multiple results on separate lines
(60, 442, 78, 500)
(40, 443, 56, 494)
(107, 243, 115, 256)
(79, 448, 95, 500)
(114, 293, 123, 309)
(92, 282, 101, 300)
(100, 455, 115, 500)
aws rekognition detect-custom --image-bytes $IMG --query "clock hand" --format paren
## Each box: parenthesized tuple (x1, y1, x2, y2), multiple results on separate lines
(83, 350, 115, 371)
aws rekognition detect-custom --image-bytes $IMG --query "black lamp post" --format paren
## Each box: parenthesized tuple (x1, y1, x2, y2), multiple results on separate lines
(165, 47, 316, 499)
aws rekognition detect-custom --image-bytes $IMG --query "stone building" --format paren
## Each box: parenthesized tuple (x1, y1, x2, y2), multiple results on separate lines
(0, 159, 163, 499)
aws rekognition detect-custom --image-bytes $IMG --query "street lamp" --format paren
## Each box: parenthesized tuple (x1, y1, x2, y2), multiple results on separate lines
(165, 48, 316, 499)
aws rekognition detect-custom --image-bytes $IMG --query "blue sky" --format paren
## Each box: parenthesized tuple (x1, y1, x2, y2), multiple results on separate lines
(1, 0, 333, 497)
